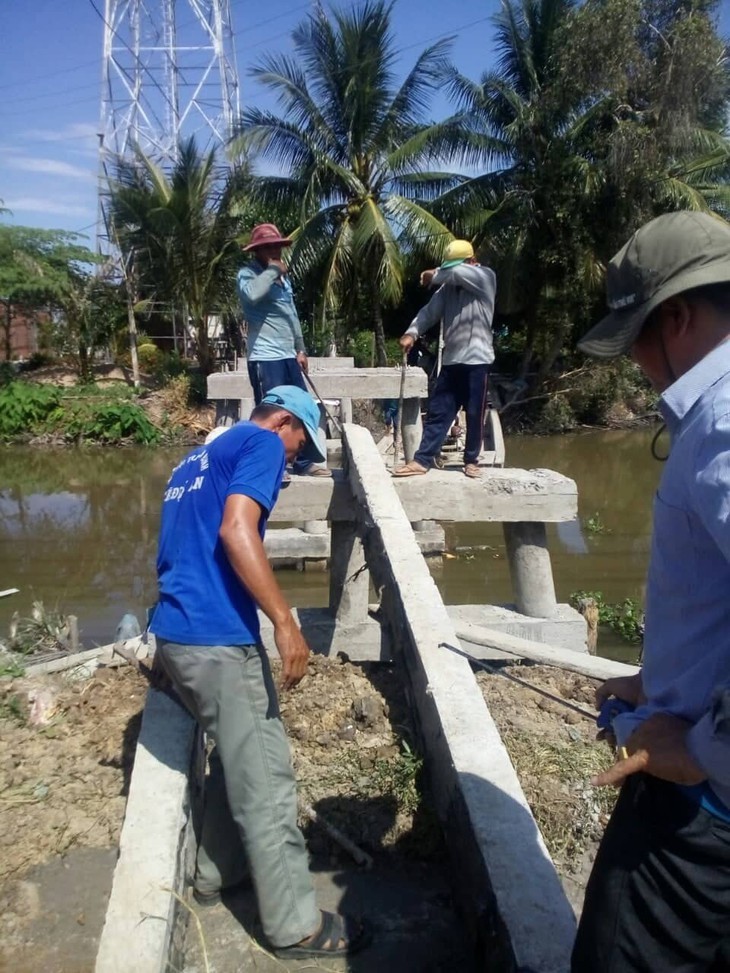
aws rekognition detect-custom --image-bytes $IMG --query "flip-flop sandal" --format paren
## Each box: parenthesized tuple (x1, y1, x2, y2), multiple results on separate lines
(275, 910, 370, 958)
(391, 462, 428, 477)
(464, 464, 481, 479)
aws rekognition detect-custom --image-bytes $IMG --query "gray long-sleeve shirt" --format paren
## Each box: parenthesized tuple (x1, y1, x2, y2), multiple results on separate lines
(405, 263, 497, 366)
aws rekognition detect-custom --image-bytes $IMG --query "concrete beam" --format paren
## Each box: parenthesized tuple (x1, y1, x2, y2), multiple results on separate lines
(95, 690, 199, 973)
(208, 366, 427, 401)
(454, 617, 640, 680)
(449, 604, 588, 656)
(270, 467, 577, 524)
(341, 423, 576, 972)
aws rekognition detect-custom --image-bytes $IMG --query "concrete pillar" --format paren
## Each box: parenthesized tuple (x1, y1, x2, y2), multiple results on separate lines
(503, 521, 558, 618)
(340, 398, 353, 424)
(239, 397, 254, 421)
(329, 521, 370, 624)
(215, 399, 240, 425)
(303, 520, 329, 535)
(401, 397, 422, 463)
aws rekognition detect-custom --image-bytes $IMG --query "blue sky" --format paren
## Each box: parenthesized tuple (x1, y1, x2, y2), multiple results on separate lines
(1, 0, 728, 244)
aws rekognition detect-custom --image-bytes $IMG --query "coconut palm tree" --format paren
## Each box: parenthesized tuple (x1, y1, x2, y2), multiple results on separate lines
(110, 138, 247, 373)
(232, 0, 470, 364)
(436, 0, 730, 386)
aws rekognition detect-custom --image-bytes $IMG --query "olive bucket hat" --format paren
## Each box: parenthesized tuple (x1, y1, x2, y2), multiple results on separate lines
(578, 211, 730, 359)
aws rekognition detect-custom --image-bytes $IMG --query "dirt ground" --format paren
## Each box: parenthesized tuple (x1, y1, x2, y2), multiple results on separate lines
(0, 654, 614, 970)
(476, 662, 618, 912)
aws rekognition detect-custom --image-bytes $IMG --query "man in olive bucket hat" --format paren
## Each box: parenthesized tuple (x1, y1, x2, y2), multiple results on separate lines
(237, 223, 329, 477)
(393, 239, 497, 479)
(572, 211, 730, 972)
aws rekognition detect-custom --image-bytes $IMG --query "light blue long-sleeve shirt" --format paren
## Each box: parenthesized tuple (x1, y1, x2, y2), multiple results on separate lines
(405, 263, 496, 365)
(614, 340, 730, 811)
(236, 261, 305, 361)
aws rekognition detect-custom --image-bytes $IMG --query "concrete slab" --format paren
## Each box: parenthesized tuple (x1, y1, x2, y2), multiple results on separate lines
(341, 423, 577, 972)
(266, 523, 445, 563)
(270, 468, 577, 524)
(182, 858, 477, 973)
(208, 367, 427, 401)
(449, 603, 588, 655)
(95, 690, 200, 973)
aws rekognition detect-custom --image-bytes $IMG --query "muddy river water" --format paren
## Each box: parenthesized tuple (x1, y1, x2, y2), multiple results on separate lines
(0, 428, 664, 662)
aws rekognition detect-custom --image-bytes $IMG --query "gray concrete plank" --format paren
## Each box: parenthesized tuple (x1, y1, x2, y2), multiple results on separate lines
(182, 859, 476, 973)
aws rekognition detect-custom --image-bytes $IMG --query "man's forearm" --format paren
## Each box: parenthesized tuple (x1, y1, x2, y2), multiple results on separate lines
(238, 266, 282, 305)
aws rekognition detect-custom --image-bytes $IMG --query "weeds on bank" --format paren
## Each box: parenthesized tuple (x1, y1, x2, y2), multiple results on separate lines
(500, 726, 617, 867)
(583, 512, 611, 535)
(570, 590, 644, 644)
(0, 379, 159, 444)
(0, 692, 24, 724)
(4, 600, 74, 656)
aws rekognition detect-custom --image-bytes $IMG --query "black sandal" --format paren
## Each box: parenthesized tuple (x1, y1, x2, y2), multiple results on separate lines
(275, 910, 370, 958)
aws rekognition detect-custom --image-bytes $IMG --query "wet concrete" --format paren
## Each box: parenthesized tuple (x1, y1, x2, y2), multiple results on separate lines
(182, 857, 477, 973)
(0, 846, 117, 973)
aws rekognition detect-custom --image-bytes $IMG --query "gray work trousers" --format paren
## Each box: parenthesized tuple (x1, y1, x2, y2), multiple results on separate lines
(155, 640, 318, 947)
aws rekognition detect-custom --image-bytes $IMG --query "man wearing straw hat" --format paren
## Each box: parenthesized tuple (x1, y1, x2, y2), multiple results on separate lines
(392, 239, 496, 479)
(573, 211, 730, 972)
(237, 223, 330, 477)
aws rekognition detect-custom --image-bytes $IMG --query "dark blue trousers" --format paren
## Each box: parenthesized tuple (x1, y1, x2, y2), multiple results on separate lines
(415, 363, 491, 468)
(247, 358, 311, 473)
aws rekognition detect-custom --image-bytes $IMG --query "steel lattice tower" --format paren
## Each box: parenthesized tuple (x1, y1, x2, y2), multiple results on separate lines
(96, 0, 240, 250)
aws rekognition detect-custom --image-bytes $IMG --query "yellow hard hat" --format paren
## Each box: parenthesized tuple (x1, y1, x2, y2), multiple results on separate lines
(441, 239, 474, 268)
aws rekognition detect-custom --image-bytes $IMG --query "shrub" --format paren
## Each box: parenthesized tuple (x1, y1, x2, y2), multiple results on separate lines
(0, 381, 62, 437)
(65, 401, 160, 444)
(136, 342, 161, 373)
(569, 590, 644, 644)
(535, 394, 576, 434)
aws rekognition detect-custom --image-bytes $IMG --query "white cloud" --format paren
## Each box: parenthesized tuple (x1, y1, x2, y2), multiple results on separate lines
(19, 122, 99, 143)
(3, 196, 94, 218)
(3, 156, 93, 179)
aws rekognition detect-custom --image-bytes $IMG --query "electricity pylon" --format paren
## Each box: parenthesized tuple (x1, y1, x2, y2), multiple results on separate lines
(95, 0, 240, 375)
(96, 0, 240, 251)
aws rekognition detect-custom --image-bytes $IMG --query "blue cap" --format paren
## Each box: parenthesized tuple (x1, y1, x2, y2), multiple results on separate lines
(261, 385, 326, 464)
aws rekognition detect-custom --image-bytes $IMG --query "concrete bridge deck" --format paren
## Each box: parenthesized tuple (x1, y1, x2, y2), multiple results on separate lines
(94, 425, 602, 973)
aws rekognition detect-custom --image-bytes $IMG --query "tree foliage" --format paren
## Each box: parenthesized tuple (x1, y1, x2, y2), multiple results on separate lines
(0, 224, 123, 375)
(110, 138, 248, 373)
(233, 0, 469, 363)
(435, 0, 730, 387)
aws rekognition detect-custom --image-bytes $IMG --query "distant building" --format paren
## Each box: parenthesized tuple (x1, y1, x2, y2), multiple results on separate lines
(0, 303, 50, 361)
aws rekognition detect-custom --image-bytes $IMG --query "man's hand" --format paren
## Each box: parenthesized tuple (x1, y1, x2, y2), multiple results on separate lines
(420, 269, 436, 288)
(274, 617, 310, 690)
(592, 712, 706, 788)
(399, 334, 415, 353)
(267, 257, 288, 275)
(595, 673, 645, 709)
(296, 350, 309, 374)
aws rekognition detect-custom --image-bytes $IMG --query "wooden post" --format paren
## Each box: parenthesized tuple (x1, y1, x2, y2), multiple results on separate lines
(329, 521, 370, 625)
(401, 397, 422, 463)
(502, 521, 558, 618)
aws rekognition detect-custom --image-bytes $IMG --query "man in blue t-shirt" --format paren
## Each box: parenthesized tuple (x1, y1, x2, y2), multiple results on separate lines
(150, 386, 367, 959)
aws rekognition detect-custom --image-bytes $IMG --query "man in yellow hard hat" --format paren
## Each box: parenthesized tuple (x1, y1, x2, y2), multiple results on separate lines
(392, 239, 496, 479)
